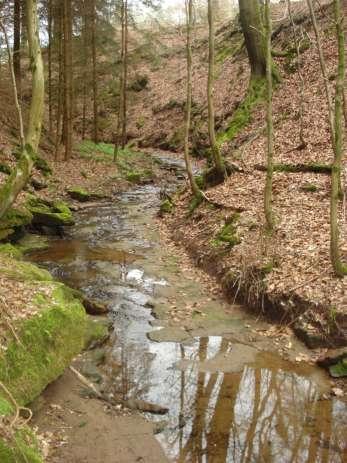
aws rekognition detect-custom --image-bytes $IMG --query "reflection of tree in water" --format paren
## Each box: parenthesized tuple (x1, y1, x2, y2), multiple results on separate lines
(172, 338, 347, 463)
(104, 335, 346, 463)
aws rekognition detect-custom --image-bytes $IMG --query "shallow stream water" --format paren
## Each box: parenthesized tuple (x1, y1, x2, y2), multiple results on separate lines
(28, 156, 347, 463)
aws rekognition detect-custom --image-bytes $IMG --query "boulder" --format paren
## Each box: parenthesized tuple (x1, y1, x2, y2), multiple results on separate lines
(67, 187, 106, 202)
(0, 207, 33, 241)
(26, 195, 74, 228)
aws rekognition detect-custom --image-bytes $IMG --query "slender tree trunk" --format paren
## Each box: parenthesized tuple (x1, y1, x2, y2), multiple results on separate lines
(63, 0, 73, 160)
(82, 0, 88, 140)
(0, 0, 44, 219)
(238, 0, 266, 79)
(287, 0, 306, 148)
(121, 0, 128, 149)
(55, 4, 63, 160)
(264, 0, 275, 232)
(48, 0, 53, 134)
(13, 0, 21, 98)
(184, 0, 200, 197)
(207, 0, 225, 177)
(330, 0, 347, 276)
(91, 0, 98, 144)
(114, 0, 125, 161)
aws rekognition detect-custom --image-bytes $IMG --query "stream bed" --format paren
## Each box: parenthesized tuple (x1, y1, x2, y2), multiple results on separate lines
(28, 157, 347, 462)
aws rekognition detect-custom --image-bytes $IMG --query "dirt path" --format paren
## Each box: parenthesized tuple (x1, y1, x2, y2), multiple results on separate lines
(32, 366, 169, 463)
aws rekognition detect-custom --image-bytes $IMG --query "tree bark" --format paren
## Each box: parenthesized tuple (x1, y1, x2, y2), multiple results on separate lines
(264, 0, 275, 232)
(13, 0, 21, 98)
(47, 0, 53, 134)
(238, 0, 266, 79)
(0, 0, 44, 219)
(63, 0, 73, 161)
(121, 0, 128, 149)
(184, 0, 200, 197)
(207, 0, 225, 177)
(91, 0, 98, 144)
(330, 0, 347, 276)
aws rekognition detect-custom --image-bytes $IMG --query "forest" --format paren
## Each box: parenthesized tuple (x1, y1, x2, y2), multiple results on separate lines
(0, 0, 346, 462)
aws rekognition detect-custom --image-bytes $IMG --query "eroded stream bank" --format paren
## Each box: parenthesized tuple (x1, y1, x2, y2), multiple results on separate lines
(28, 156, 347, 462)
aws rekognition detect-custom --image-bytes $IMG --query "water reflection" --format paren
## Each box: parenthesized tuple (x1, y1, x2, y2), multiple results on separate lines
(109, 336, 347, 463)
(26, 167, 347, 463)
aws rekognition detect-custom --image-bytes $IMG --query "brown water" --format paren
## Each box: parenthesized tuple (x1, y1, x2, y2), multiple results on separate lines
(28, 156, 347, 463)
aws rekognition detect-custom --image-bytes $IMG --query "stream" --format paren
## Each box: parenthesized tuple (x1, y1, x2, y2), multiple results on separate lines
(28, 155, 347, 463)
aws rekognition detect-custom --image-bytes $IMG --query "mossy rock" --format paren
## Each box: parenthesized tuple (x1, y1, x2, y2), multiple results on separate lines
(0, 283, 87, 405)
(0, 427, 43, 463)
(301, 183, 319, 193)
(329, 357, 347, 378)
(85, 318, 111, 349)
(26, 195, 74, 228)
(0, 207, 33, 241)
(212, 214, 241, 247)
(0, 243, 23, 259)
(126, 171, 142, 183)
(0, 256, 52, 282)
(17, 234, 50, 254)
(67, 187, 105, 202)
(160, 199, 173, 215)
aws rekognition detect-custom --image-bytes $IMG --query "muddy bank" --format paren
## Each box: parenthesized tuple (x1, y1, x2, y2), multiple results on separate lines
(162, 192, 347, 351)
(26, 155, 347, 462)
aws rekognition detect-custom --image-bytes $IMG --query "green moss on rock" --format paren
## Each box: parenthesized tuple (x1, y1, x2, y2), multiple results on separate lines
(212, 214, 241, 247)
(160, 199, 174, 214)
(217, 78, 266, 145)
(0, 244, 23, 259)
(0, 284, 87, 405)
(67, 187, 105, 202)
(0, 427, 43, 463)
(0, 208, 33, 241)
(26, 195, 74, 227)
(329, 357, 347, 378)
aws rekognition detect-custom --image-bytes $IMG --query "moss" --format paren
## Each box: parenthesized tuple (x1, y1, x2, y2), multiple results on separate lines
(0, 208, 33, 234)
(0, 244, 23, 259)
(160, 199, 173, 214)
(33, 156, 52, 177)
(0, 284, 86, 405)
(0, 257, 52, 282)
(129, 74, 149, 92)
(0, 397, 13, 415)
(194, 175, 205, 190)
(188, 193, 203, 215)
(217, 77, 267, 145)
(261, 261, 274, 274)
(0, 163, 12, 175)
(84, 318, 110, 349)
(212, 214, 241, 247)
(0, 427, 43, 463)
(26, 196, 74, 227)
(17, 234, 50, 254)
(301, 183, 319, 192)
(329, 357, 347, 377)
(126, 171, 142, 183)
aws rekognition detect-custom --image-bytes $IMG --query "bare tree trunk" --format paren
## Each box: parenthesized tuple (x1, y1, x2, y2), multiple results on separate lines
(13, 0, 21, 99)
(63, 0, 73, 161)
(114, 0, 125, 160)
(330, 0, 347, 276)
(264, 0, 275, 232)
(121, 0, 128, 149)
(238, 0, 266, 79)
(91, 0, 98, 144)
(55, 4, 63, 160)
(287, 0, 306, 149)
(207, 0, 225, 177)
(48, 0, 53, 134)
(184, 0, 200, 197)
(0, 0, 44, 218)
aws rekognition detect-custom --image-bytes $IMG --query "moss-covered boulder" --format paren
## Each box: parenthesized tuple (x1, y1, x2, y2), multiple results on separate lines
(0, 207, 33, 241)
(67, 187, 105, 202)
(26, 195, 74, 228)
(0, 283, 87, 404)
(0, 424, 43, 463)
